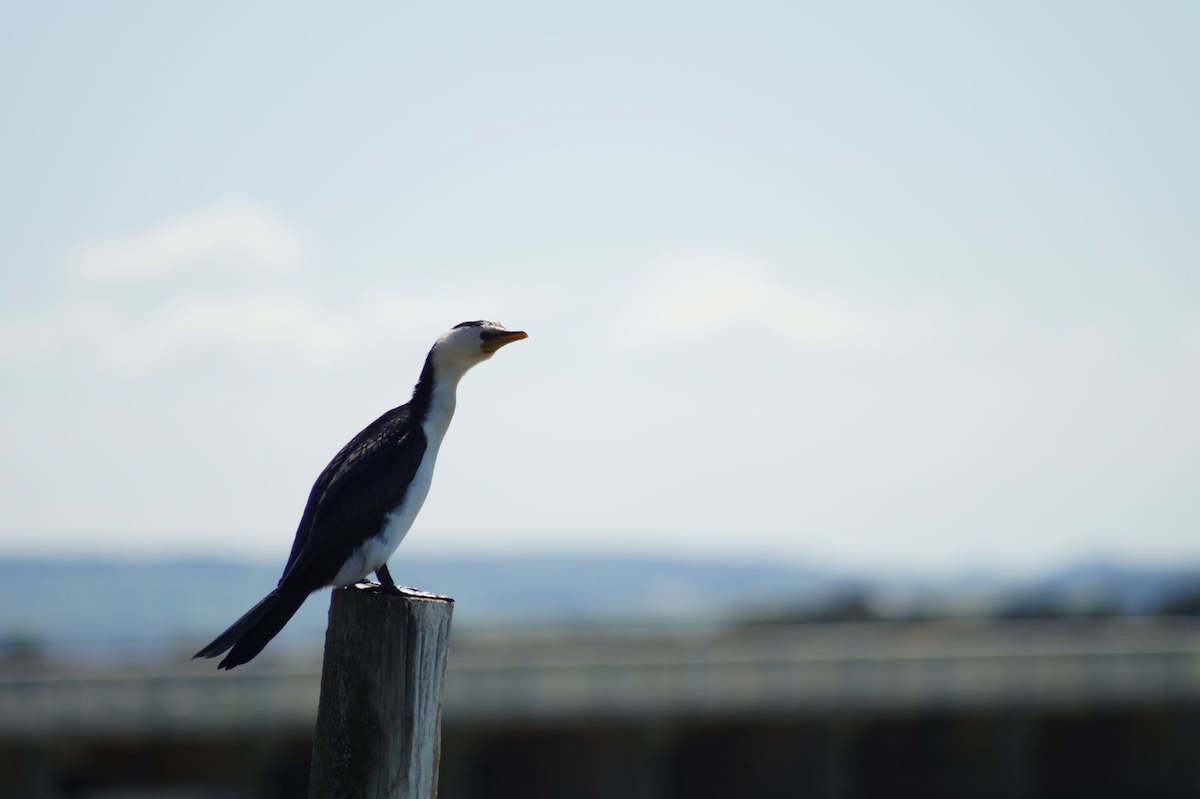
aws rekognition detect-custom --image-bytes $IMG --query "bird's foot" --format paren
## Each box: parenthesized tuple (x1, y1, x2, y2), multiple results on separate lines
(352, 579, 401, 596)
(394, 585, 450, 600)
(349, 580, 451, 601)
(353, 580, 438, 598)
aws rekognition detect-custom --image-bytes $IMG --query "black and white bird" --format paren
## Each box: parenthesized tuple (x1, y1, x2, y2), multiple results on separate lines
(194, 320, 528, 670)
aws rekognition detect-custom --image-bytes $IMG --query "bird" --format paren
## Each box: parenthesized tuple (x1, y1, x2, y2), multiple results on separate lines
(193, 320, 528, 670)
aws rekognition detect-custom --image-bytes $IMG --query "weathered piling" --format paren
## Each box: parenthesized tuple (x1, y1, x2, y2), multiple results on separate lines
(308, 587, 454, 799)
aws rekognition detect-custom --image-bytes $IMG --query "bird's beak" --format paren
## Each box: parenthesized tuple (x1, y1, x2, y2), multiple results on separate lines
(481, 330, 528, 353)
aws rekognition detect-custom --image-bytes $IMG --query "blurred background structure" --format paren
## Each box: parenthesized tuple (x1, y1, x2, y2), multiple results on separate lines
(4, 559, 1200, 798)
(2, 1, 1198, 797)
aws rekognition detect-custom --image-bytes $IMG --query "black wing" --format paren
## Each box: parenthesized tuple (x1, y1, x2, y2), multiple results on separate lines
(278, 402, 428, 591)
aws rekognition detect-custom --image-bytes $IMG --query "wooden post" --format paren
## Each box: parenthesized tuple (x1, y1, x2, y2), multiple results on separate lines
(308, 587, 454, 799)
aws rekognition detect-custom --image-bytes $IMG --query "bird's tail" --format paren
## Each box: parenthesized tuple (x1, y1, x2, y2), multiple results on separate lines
(192, 588, 308, 670)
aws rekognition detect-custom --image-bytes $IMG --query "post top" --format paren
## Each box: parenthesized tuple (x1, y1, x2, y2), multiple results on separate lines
(339, 583, 455, 604)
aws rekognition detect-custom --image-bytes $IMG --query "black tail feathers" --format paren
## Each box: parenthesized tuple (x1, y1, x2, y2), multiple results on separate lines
(192, 588, 307, 670)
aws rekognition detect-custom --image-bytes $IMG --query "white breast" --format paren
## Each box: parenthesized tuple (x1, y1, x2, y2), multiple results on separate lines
(331, 390, 456, 588)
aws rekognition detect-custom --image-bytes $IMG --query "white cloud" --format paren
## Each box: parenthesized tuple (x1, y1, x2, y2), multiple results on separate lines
(66, 200, 304, 282)
(616, 255, 937, 352)
(0, 287, 511, 370)
(0, 200, 517, 369)
(0, 299, 121, 361)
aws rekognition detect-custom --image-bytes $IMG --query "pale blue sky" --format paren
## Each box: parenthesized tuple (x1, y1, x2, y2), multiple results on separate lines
(1, 2, 1197, 575)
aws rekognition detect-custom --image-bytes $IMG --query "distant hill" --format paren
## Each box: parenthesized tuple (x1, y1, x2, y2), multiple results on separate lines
(2, 555, 1197, 656)
(0, 555, 850, 654)
(993, 559, 1200, 618)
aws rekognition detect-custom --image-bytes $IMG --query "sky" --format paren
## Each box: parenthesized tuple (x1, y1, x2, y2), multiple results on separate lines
(1, 2, 1197, 577)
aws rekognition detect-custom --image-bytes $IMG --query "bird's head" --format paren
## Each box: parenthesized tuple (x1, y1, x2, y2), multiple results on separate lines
(429, 320, 528, 380)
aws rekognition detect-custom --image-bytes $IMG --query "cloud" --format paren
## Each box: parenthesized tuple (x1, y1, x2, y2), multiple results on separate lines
(0, 299, 122, 361)
(0, 200, 516, 370)
(66, 200, 304, 282)
(616, 255, 936, 353)
(2, 193, 512, 368)
(0, 288, 507, 370)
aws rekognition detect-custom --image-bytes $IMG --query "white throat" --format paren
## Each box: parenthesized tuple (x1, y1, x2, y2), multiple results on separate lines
(423, 337, 490, 443)
(423, 370, 460, 448)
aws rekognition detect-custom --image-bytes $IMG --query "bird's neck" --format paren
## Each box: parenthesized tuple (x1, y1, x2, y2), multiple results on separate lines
(413, 352, 460, 444)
